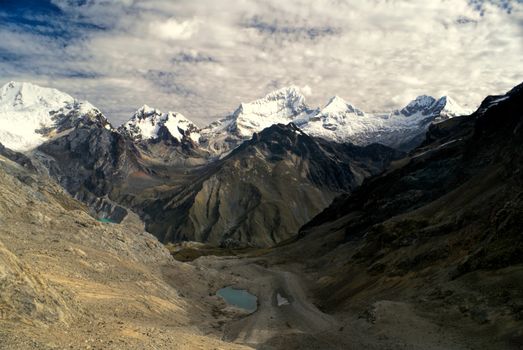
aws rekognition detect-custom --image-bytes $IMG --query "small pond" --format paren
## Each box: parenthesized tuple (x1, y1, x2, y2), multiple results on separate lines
(217, 286, 257, 313)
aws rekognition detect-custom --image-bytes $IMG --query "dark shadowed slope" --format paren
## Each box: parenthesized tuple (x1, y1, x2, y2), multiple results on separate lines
(280, 82, 523, 349)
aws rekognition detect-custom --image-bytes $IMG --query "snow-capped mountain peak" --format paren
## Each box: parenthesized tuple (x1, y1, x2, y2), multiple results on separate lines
(435, 96, 471, 121)
(399, 95, 439, 117)
(0, 81, 108, 151)
(234, 85, 308, 119)
(298, 93, 472, 149)
(398, 94, 470, 120)
(230, 85, 312, 137)
(256, 85, 306, 108)
(1, 81, 73, 110)
(200, 87, 470, 155)
(136, 104, 157, 115)
(298, 95, 370, 143)
(119, 106, 200, 144)
(200, 86, 315, 156)
(321, 95, 365, 117)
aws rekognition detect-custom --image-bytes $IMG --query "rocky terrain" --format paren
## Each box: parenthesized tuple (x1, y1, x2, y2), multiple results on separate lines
(0, 81, 471, 247)
(169, 81, 521, 350)
(140, 123, 402, 246)
(0, 146, 253, 349)
(262, 82, 523, 348)
(0, 80, 520, 349)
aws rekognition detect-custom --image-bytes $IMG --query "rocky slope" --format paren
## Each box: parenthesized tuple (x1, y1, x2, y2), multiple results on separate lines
(270, 81, 523, 348)
(139, 123, 402, 247)
(33, 122, 145, 222)
(0, 150, 250, 349)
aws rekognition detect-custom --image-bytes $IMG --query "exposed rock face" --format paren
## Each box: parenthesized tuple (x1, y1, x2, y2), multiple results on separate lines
(288, 82, 523, 346)
(35, 125, 144, 222)
(118, 105, 208, 166)
(141, 123, 403, 247)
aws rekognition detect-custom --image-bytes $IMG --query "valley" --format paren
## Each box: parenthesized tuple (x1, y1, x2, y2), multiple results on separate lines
(1, 1, 522, 348)
(0, 80, 521, 349)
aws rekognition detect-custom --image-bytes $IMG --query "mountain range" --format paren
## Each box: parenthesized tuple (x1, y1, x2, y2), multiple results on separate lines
(0, 81, 469, 247)
(0, 82, 469, 155)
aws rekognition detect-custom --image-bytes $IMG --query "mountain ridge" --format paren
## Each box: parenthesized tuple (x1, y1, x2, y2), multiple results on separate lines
(0, 81, 471, 156)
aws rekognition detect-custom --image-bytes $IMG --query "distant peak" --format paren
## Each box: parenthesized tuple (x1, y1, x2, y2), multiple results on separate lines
(324, 95, 347, 108)
(131, 105, 190, 123)
(0, 81, 86, 112)
(399, 94, 471, 119)
(233, 85, 309, 119)
(399, 95, 438, 117)
(0, 81, 107, 151)
(1, 81, 59, 93)
(407, 95, 437, 108)
(260, 85, 306, 103)
(3, 81, 28, 89)
(321, 95, 364, 116)
(438, 95, 457, 107)
(136, 104, 158, 115)
(122, 104, 199, 143)
(436, 95, 471, 119)
(4, 81, 18, 89)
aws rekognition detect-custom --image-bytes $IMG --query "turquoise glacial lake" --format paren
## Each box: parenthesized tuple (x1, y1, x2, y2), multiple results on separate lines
(97, 218, 116, 224)
(217, 286, 257, 313)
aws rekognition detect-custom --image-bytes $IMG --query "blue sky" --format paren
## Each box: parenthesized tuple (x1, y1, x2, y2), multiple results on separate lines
(1, 0, 522, 125)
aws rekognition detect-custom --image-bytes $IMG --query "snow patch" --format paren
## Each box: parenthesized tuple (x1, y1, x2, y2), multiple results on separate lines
(277, 293, 290, 306)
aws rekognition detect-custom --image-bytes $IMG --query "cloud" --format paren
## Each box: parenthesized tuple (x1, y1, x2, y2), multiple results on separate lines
(301, 85, 312, 96)
(171, 51, 217, 64)
(0, 0, 522, 126)
(154, 18, 200, 41)
(244, 16, 341, 41)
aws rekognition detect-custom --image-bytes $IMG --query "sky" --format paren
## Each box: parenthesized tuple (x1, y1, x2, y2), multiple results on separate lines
(0, 0, 522, 126)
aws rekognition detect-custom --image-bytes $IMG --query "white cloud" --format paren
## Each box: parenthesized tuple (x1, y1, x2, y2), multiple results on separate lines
(301, 85, 312, 96)
(1, 0, 522, 126)
(154, 18, 200, 41)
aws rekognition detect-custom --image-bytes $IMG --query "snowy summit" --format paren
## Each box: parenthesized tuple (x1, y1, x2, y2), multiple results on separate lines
(200, 86, 471, 154)
(0, 81, 108, 151)
(119, 105, 201, 144)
